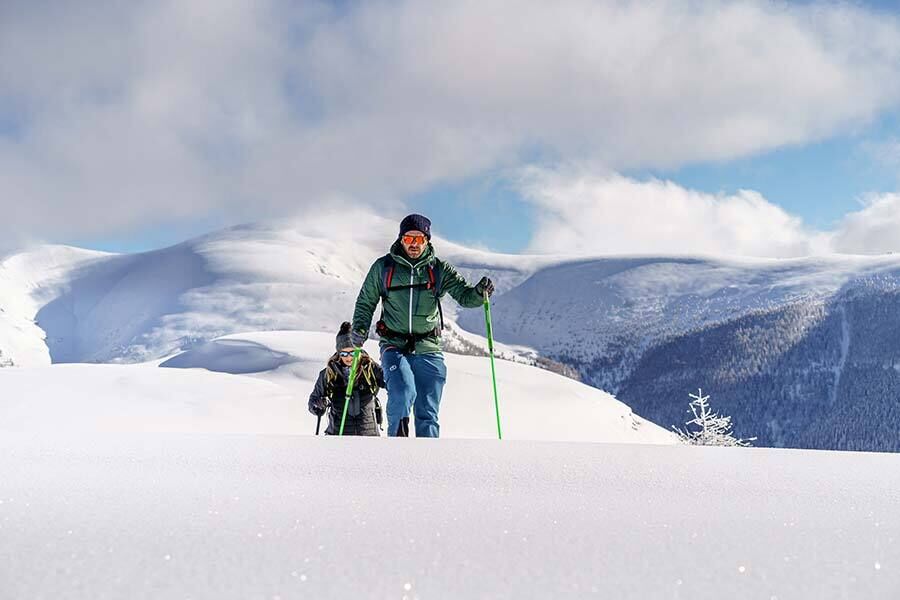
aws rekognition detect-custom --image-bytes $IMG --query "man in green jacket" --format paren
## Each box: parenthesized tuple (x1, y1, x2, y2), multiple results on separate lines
(350, 214, 494, 437)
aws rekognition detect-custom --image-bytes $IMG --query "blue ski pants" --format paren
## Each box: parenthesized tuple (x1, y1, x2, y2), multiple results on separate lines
(380, 348, 447, 438)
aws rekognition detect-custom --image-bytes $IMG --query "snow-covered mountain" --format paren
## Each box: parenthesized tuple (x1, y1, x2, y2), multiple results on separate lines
(0, 214, 670, 445)
(0, 213, 556, 367)
(0, 245, 111, 366)
(5, 216, 900, 450)
(458, 254, 900, 451)
(0, 221, 379, 366)
(1, 229, 894, 593)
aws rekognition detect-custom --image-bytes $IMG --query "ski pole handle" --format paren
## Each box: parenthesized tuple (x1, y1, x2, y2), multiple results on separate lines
(483, 290, 495, 353)
(316, 414, 322, 436)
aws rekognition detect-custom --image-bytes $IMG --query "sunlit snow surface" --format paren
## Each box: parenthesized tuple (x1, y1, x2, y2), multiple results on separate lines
(2, 219, 899, 597)
(0, 331, 673, 444)
(1, 434, 897, 599)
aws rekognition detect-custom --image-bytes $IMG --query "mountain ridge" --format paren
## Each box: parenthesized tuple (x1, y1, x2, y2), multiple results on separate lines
(457, 254, 900, 450)
(5, 219, 900, 450)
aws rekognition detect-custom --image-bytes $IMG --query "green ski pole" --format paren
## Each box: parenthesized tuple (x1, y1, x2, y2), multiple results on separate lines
(339, 347, 363, 436)
(483, 290, 503, 440)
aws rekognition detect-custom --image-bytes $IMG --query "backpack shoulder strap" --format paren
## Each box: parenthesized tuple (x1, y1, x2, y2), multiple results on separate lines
(428, 259, 446, 331)
(427, 260, 445, 297)
(380, 255, 396, 299)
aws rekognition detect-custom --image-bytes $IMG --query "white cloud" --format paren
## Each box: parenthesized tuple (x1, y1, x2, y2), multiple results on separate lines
(520, 167, 900, 258)
(831, 193, 900, 255)
(3, 0, 900, 245)
(519, 167, 830, 257)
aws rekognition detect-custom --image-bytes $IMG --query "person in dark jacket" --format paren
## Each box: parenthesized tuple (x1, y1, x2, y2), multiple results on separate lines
(308, 322, 386, 436)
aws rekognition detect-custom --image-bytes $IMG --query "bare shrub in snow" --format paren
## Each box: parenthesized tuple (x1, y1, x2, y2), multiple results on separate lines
(674, 388, 755, 447)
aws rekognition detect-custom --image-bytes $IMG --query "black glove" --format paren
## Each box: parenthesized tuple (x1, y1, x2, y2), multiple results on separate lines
(309, 398, 329, 417)
(475, 277, 495, 298)
(350, 330, 368, 348)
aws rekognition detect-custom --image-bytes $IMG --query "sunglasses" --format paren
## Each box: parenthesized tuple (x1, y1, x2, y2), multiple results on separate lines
(339, 351, 354, 357)
(402, 234, 427, 245)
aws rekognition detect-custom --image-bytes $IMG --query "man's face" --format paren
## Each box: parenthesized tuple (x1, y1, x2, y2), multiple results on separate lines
(339, 348, 355, 366)
(401, 230, 427, 259)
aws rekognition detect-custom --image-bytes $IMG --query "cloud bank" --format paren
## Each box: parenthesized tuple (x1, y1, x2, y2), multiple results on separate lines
(520, 167, 900, 258)
(3, 0, 900, 248)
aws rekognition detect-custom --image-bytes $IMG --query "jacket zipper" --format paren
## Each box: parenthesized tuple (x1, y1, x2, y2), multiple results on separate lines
(409, 267, 414, 334)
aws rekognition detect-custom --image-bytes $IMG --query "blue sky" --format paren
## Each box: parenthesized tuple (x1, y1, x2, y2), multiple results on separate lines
(657, 114, 900, 227)
(5, 1, 900, 258)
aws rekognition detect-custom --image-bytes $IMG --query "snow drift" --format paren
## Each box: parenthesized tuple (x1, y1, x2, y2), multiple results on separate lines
(2, 433, 897, 599)
(0, 331, 674, 444)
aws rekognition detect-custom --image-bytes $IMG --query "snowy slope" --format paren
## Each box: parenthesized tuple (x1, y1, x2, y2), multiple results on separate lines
(0, 363, 301, 434)
(2, 222, 898, 597)
(0, 331, 674, 444)
(7, 219, 900, 449)
(0, 214, 672, 446)
(2, 433, 897, 599)
(0, 213, 556, 367)
(457, 253, 900, 450)
(168, 330, 671, 442)
(0, 245, 111, 366)
(459, 253, 900, 367)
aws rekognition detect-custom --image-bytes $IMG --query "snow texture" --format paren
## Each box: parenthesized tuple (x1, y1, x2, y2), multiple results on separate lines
(1, 433, 897, 599)
(0, 331, 673, 444)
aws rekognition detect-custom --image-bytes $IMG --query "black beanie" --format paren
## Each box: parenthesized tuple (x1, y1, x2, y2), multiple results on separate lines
(335, 321, 353, 351)
(399, 214, 432, 239)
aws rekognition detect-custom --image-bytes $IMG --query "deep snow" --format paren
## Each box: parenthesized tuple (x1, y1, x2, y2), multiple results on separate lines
(1, 434, 897, 599)
(0, 331, 674, 444)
